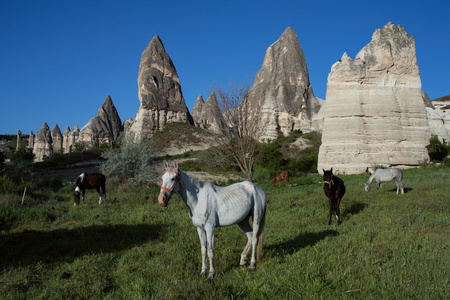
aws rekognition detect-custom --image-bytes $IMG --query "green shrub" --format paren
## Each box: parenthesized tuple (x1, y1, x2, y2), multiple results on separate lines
(427, 135, 450, 162)
(287, 147, 318, 174)
(0, 175, 16, 195)
(257, 142, 285, 170)
(101, 133, 157, 187)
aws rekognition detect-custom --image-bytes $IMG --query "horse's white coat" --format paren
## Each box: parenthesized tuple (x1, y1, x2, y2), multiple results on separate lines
(159, 161, 267, 280)
(365, 168, 404, 194)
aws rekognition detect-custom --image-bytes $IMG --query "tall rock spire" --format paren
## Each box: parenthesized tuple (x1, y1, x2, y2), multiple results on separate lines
(128, 34, 193, 138)
(78, 95, 123, 148)
(245, 27, 323, 140)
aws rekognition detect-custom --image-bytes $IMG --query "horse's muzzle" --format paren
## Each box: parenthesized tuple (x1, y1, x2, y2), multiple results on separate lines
(158, 192, 169, 207)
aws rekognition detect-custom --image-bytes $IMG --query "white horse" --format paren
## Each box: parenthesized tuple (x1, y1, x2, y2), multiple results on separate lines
(365, 168, 404, 194)
(158, 161, 267, 280)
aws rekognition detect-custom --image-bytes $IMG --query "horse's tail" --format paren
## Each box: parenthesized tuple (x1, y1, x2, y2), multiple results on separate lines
(256, 209, 266, 262)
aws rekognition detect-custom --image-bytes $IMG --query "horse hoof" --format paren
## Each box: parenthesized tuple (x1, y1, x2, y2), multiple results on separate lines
(207, 273, 214, 280)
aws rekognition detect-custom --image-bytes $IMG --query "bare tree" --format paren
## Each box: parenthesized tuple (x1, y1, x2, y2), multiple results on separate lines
(209, 78, 261, 182)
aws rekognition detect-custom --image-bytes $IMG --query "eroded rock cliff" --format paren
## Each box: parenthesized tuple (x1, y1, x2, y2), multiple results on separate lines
(318, 22, 430, 174)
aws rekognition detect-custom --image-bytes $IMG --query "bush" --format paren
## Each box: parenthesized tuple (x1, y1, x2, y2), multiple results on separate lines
(101, 133, 157, 187)
(427, 135, 450, 162)
(5, 148, 34, 183)
(287, 147, 318, 174)
(257, 142, 285, 170)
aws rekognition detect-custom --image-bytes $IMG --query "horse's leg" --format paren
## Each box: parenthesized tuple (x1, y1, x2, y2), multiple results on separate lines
(102, 184, 107, 203)
(328, 198, 333, 225)
(96, 187, 102, 204)
(196, 227, 208, 277)
(237, 216, 253, 267)
(249, 214, 262, 270)
(336, 198, 342, 225)
(205, 226, 215, 280)
(82, 189, 86, 204)
(399, 180, 404, 194)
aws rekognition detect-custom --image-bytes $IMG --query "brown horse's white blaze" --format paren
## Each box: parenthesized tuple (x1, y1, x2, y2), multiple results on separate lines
(73, 173, 106, 206)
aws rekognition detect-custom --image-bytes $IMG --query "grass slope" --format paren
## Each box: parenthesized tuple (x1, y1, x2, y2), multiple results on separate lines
(0, 165, 449, 299)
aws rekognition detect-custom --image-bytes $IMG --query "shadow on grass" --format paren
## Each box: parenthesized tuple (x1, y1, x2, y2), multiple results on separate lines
(343, 202, 367, 216)
(388, 187, 413, 194)
(0, 223, 164, 269)
(266, 230, 338, 256)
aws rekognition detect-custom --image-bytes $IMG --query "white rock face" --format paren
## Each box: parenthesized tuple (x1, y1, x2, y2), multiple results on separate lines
(128, 35, 193, 139)
(78, 95, 123, 148)
(245, 27, 322, 141)
(318, 22, 430, 174)
(33, 123, 53, 162)
(426, 107, 450, 141)
(51, 124, 63, 153)
(191, 92, 227, 134)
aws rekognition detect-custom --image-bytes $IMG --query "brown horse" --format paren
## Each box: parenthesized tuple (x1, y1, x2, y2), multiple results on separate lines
(322, 168, 345, 225)
(74, 173, 106, 206)
(271, 171, 289, 188)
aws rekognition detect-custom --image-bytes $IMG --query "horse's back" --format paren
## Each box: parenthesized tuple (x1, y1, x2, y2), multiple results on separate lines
(333, 175, 346, 197)
(374, 168, 402, 181)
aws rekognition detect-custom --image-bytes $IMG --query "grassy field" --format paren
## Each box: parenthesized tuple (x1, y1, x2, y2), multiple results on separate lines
(0, 165, 449, 299)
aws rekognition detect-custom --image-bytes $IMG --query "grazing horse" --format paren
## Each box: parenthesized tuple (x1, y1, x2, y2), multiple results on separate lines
(271, 171, 289, 188)
(73, 173, 106, 206)
(365, 168, 404, 194)
(158, 161, 267, 280)
(322, 168, 346, 225)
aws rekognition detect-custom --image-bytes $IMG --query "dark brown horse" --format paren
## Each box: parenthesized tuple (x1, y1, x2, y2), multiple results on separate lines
(271, 171, 289, 188)
(74, 173, 106, 206)
(322, 168, 345, 225)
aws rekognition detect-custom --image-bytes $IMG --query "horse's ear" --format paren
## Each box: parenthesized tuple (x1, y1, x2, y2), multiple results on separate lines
(330, 168, 333, 173)
(174, 160, 178, 169)
(323, 169, 325, 173)
(164, 160, 169, 168)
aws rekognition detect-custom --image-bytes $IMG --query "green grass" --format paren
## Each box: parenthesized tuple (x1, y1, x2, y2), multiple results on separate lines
(0, 165, 449, 299)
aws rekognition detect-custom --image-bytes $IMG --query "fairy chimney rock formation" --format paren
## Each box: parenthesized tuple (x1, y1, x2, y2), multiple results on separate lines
(192, 92, 227, 134)
(51, 124, 63, 153)
(78, 95, 123, 147)
(28, 131, 34, 149)
(318, 22, 430, 174)
(68, 125, 80, 152)
(33, 123, 53, 162)
(191, 95, 205, 128)
(16, 130, 22, 150)
(123, 118, 133, 133)
(245, 26, 323, 140)
(62, 127, 71, 153)
(128, 34, 193, 139)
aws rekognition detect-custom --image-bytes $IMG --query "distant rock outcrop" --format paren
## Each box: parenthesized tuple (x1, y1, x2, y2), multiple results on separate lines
(123, 118, 133, 134)
(318, 22, 430, 174)
(191, 92, 227, 134)
(191, 95, 205, 127)
(68, 125, 80, 152)
(245, 27, 323, 141)
(62, 127, 71, 153)
(51, 124, 63, 153)
(426, 107, 450, 141)
(33, 123, 53, 162)
(78, 96, 123, 148)
(16, 130, 21, 150)
(128, 35, 193, 139)
(28, 131, 34, 149)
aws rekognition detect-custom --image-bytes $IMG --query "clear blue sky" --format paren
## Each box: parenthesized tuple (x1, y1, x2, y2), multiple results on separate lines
(1, 0, 449, 134)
